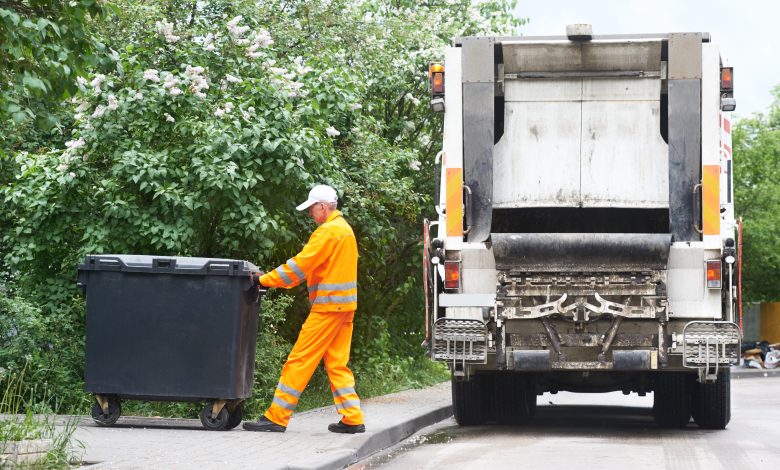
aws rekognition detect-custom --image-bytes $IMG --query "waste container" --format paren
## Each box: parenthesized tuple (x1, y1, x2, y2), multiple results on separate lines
(77, 254, 264, 430)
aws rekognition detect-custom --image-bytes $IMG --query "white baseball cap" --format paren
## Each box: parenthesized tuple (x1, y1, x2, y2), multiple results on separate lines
(296, 184, 338, 211)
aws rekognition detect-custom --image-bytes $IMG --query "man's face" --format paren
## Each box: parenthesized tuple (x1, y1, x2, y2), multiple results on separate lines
(308, 202, 328, 225)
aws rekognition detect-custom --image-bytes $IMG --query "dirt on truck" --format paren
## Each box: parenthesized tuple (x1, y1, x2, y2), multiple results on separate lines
(423, 24, 741, 429)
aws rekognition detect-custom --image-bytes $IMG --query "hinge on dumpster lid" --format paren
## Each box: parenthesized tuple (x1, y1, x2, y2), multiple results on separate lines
(433, 318, 487, 376)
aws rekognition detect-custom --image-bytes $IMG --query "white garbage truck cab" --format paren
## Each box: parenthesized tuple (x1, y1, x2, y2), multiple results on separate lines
(423, 25, 740, 429)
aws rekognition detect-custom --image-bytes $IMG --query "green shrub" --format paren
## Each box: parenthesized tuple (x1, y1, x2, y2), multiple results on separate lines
(0, 361, 82, 469)
(0, 294, 88, 414)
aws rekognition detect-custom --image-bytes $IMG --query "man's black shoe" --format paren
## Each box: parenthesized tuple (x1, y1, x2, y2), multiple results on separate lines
(243, 416, 286, 432)
(328, 421, 365, 434)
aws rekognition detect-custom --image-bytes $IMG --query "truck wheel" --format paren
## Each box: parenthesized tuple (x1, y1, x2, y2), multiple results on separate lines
(526, 388, 537, 419)
(452, 375, 486, 425)
(91, 397, 121, 426)
(652, 372, 693, 428)
(492, 373, 530, 425)
(692, 369, 731, 429)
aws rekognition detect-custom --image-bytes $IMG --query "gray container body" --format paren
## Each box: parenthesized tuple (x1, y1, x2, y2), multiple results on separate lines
(78, 254, 262, 401)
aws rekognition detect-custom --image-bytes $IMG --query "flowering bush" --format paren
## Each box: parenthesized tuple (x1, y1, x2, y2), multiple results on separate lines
(1, 0, 523, 414)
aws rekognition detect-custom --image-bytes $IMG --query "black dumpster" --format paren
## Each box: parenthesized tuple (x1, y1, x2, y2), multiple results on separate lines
(77, 254, 264, 430)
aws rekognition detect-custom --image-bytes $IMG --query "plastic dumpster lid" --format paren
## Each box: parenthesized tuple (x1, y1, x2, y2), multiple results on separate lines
(78, 254, 259, 276)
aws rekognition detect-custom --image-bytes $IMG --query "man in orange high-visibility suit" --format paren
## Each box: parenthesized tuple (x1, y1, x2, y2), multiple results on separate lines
(243, 184, 365, 434)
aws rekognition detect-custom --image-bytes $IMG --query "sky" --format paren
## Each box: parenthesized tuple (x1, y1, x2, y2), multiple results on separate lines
(513, 0, 779, 118)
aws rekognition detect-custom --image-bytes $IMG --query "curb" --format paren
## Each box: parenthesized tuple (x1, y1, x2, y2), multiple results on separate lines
(285, 404, 453, 470)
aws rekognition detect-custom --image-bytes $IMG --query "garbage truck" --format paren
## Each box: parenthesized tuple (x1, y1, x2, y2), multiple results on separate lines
(423, 25, 740, 429)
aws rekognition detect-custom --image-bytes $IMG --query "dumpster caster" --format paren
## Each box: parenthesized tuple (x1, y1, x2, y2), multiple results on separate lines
(226, 403, 244, 430)
(91, 396, 121, 426)
(200, 401, 230, 431)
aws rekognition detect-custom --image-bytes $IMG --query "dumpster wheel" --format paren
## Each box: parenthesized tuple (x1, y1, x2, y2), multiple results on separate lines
(225, 403, 244, 430)
(91, 395, 121, 426)
(200, 401, 231, 430)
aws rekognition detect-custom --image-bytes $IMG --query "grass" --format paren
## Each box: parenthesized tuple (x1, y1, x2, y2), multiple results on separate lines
(0, 362, 83, 469)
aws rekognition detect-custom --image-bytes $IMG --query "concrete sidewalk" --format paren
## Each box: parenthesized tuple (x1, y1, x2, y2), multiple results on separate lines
(71, 382, 452, 470)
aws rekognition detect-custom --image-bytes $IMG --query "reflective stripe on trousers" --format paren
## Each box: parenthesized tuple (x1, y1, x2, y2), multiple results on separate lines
(264, 310, 364, 427)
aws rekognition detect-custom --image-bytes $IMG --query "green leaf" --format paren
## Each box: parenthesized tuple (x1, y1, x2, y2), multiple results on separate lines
(22, 74, 47, 93)
(11, 111, 28, 123)
(0, 9, 21, 26)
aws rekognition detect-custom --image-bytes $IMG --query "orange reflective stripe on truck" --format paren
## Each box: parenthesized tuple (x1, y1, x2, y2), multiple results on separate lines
(702, 164, 720, 235)
(446, 167, 463, 238)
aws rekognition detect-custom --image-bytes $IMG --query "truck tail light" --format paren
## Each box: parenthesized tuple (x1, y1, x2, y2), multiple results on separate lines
(444, 260, 460, 290)
(430, 63, 445, 96)
(706, 260, 722, 289)
(720, 67, 733, 92)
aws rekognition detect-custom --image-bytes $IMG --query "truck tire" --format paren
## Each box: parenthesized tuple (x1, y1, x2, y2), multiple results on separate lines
(526, 389, 537, 419)
(489, 373, 530, 425)
(452, 375, 486, 425)
(692, 369, 731, 429)
(652, 372, 693, 428)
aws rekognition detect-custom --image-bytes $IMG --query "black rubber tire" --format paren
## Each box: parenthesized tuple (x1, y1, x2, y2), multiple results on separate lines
(652, 372, 693, 428)
(452, 375, 486, 426)
(225, 404, 244, 430)
(200, 403, 230, 431)
(492, 373, 530, 425)
(91, 397, 121, 426)
(692, 369, 731, 429)
(526, 389, 537, 419)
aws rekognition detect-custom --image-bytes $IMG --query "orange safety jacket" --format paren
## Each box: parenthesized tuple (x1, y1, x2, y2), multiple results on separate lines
(259, 210, 358, 312)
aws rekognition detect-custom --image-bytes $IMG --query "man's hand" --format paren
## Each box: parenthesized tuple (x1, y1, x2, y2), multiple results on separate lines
(249, 271, 264, 289)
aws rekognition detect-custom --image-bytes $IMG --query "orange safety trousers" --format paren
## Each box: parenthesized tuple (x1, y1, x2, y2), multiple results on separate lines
(265, 310, 364, 427)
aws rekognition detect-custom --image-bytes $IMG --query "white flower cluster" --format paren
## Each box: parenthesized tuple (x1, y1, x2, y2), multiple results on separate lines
(65, 138, 85, 150)
(162, 72, 183, 96)
(214, 101, 234, 118)
(226, 16, 250, 42)
(59, 137, 86, 173)
(77, 76, 88, 87)
(246, 29, 273, 58)
(409, 160, 422, 171)
(143, 69, 161, 82)
(90, 74, 106, 94)
(241, 106, 255, 121)
(265, 57, 310, 98)
(144, 67, 209, 99)
(155, 19, 181, 43)
(292, 56, 313, 76)
(164, 113, 175, 123)
(325, 126, 340, 137)
(185, 65, 209, 99)
(107, 94, 118, 111)
(226, 16, 273, 58)
(203, 33, 217, 52)
(73, 100, 90, 120)
(91, 105, 106, 119)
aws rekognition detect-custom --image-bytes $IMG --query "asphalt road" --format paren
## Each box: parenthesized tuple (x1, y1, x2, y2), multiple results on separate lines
(353, 375, 780, 469)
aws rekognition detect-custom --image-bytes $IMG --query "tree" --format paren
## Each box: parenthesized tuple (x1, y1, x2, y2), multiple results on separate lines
(733, 85, 780, 302)
(1, 0, 525, 412)
(0, 0, 111, 130)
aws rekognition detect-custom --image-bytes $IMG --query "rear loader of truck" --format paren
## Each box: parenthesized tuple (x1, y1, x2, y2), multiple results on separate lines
(423, 25, 741, 429)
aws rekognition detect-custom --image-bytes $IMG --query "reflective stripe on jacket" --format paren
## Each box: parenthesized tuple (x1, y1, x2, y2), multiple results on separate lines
(259, 210, 358, 312)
